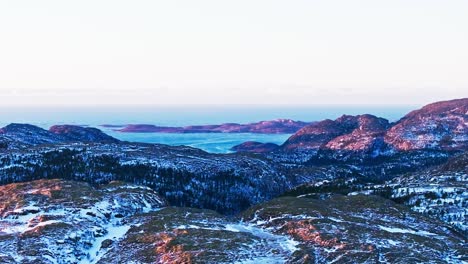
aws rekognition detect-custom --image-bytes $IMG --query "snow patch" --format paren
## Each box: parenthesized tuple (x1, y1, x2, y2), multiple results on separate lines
(378, 225, 438, 237)
(79, 222, 131, 264)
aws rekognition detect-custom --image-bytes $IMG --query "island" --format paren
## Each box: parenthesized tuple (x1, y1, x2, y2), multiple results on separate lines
(104, 119, 312, 134)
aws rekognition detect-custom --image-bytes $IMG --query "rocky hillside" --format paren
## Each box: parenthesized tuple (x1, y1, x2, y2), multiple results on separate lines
(282, 114, 390, 153)
(241, 195, 467, 263)
(0, 179, 297, 264)
(279, 98, 467, 154)
(1, 179, 466, 264)
(49, 125, 119, 143)
(0, 138, 453, 216)
(230, 141, 280, 153)
(0, 141, 297, 215)
(355, 152, 468, 234)
(0, 179, 166, 263)
(0, 98, 467, 263)
(0, 123, 67, 147)
(282, 151, 468, 236)
(0, 124, 119, 149)
(385, 98, 468, 151)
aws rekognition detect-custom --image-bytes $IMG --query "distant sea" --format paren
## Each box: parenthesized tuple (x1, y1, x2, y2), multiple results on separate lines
(0, 105, 414, 153)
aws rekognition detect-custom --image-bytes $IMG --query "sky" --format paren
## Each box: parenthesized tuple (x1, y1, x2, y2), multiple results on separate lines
(0, 0, 466, 107)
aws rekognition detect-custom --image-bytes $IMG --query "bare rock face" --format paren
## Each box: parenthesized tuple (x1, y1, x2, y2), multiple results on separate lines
(282, 114, 390, 153)
(281, 119, 351, 150)
(384, 98, 468, 151)
(280, 98, 467, 154)
(325, 114, 390, 152)
(49, 125, 119, 143)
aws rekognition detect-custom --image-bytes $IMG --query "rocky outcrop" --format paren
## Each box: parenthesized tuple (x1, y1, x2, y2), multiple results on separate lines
(241, 195, 467, 263)
(280, 98, 467, 154)
(325, 114, 390, 152)
(1, 179, 465, 264)
(0, 179, 166, 263)
(281, 114, 390, 153)
(384, 98, 468, 151)
(115, 119, 310, 134)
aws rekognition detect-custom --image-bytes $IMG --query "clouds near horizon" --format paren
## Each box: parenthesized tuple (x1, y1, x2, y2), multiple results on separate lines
(0, 1, 467, 106)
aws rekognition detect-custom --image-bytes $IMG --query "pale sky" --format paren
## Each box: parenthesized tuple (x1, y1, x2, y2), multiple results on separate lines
(0, 0, 466, 106)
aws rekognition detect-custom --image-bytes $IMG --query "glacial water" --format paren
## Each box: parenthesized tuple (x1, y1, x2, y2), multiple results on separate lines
(0, 105, 413, 153)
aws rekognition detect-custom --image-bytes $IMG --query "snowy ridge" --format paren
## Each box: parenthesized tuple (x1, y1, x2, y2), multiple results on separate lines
(0, 179, 166, 263)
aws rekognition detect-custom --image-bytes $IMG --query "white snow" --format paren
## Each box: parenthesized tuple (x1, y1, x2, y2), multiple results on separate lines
(378, 225, 438, 237)
(25, 220, 62, 232)
(43, 254, 58, 264)
(173, 221, 300, 263)
(386, 239, 400, 246)
(12, 205, 40, 214)
(328, 217, 345, 223)
(78, 222, 131, 264)
(234, 256, 287, 264)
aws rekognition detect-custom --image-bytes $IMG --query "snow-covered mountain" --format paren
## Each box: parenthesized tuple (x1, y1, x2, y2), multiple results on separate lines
(385, 98, 468, 151)
(0, 124, 119, 150)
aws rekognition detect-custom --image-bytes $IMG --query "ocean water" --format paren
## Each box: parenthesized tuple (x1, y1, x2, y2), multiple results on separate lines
(0, 105, 414, 153)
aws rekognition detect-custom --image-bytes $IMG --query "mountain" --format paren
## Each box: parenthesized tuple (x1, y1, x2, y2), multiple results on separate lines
(114, 119, 311, 134)
(385, 98, 468, 151)
(279, 98, 467, 153)
(324, 114, 390, 152)
(0, 124, 119, 150)
(49, 125, 120, 143)
(280, 114, 390, 153)
(0, 123, 67, 146)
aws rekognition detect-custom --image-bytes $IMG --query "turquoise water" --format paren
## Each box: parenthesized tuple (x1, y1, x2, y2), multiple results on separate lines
(0, 105, 413, 153)
(104, 131, 291, 153)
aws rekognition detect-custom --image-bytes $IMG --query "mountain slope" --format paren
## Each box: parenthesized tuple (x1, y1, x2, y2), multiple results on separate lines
(385, 98, 468, 150)
(1, 179, 465, 264)
(281, 114, 390, 151)
(49, 125, 119, 143)
(0, 142, 295, 215)
(0, 124, 119, 150)
(0, 179, 166, 263)
(280, 98, 467, 153)
(282, 151, 468, 235)
(241, 195, 467, 263)
(0, 123, 67, 147)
